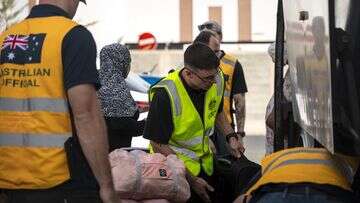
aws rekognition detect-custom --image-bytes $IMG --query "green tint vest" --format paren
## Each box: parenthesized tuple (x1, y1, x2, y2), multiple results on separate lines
(150, 70, 224, 176)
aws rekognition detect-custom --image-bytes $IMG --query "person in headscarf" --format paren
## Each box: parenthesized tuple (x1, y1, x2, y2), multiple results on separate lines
(98, 43, 145, 151)
(265, 42, 291, 155)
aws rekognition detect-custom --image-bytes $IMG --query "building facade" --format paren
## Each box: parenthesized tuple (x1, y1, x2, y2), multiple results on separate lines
(27, 0, 277, 46)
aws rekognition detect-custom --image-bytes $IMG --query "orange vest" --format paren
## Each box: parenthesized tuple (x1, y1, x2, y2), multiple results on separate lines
(220, 54, 237, 124)
(246, 147, 357, 195)
(0, 16, 77, 189)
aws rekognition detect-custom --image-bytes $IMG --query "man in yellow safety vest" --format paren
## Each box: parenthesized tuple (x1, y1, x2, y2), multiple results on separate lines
(144, 43, 246, 203)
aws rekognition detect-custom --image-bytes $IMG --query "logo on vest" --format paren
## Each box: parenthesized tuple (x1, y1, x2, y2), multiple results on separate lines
(0, 34, 51, 88)
(208, 99, 217, 119)
(209, 99, 216, 110)
(1, 34, 46, 65)
(159, 169, 167, 177)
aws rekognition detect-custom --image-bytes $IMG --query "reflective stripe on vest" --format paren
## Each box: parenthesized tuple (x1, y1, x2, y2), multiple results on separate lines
(155, 80, 182, 116)
(174, 136, 203, 148)
(221, 57, 236, 67)
(0, 133, 71, 147)
(224, 90, 231, 98)
(215, 73, 223, 96)
(170, 145, 200, 161)
(172, 128, 214, 149)
(205, 127, 215, 137)
(0, 97, 69, 112)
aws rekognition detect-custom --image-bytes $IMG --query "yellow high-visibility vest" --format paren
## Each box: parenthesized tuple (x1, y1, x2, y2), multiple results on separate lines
(149, 70, 224, 176)
(246, 147, 357, 195)
(220, 54, 237, 124)
(0, 16, 77, 189)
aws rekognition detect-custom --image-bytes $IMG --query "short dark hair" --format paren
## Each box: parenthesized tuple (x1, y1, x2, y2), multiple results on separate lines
(184, 43, 219, 70)
(194, 30, 216, 45)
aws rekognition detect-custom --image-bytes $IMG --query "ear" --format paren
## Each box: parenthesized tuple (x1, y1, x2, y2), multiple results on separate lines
(184, 68, 192, 77)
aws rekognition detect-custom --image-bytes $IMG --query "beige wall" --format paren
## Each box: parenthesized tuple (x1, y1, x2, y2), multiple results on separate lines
(179, 0, 193, 42)
(208, 6, 222, 26)
(238, 0, 251, 41)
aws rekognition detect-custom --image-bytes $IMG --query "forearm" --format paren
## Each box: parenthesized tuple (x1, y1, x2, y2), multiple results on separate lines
(216, 108, 245, 155)
(216, 111, 235, 136)
(150, 140, 176, 156)
(73, 99, 113, 188)
(234, 93, 246, 132)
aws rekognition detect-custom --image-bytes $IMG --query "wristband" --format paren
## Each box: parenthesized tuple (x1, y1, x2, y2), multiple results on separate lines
(226, 132, 238, 143)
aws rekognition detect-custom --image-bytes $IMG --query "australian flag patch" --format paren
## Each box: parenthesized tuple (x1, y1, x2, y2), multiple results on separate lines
(0, 33, 46, 65)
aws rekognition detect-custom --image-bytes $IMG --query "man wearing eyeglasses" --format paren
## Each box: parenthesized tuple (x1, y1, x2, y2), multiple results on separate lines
(193, 30, 261, 201)
(198, 21, 248, 152)
(144, 43, 244, 203)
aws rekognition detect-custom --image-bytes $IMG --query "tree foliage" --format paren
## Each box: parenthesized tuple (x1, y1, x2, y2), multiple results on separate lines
(0, 0, 28, 26)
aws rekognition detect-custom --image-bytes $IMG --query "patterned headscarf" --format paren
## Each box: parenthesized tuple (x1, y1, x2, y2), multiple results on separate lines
(97, 43, 138, 118)
(268, 42, 288, 64)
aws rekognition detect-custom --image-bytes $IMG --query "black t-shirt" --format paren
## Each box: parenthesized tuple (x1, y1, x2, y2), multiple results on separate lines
(27, 4, 100, 90)
(231, 60, 248, 95)
(143, 70, 223, 144)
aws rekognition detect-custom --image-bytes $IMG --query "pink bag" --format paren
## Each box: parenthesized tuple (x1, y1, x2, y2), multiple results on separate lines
(109, 149, 191, 203)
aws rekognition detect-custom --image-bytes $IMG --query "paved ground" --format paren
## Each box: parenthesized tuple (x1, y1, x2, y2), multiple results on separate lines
(132, 135, 266, 163)
(243, 135, 266, 163)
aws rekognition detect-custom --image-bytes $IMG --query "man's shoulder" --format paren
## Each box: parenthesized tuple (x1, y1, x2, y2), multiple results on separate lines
(66, 25, 94, 41)
(29, 16, 79, 30)
(62, 25, 96, 51)
(221, 53, 241, 70)
(222, 52, 238, 63)
(151, 85, 171, 97)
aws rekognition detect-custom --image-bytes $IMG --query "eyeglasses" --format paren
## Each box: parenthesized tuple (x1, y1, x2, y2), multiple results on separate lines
(198, 24, 222, 36)
(186, 67, 219, 83)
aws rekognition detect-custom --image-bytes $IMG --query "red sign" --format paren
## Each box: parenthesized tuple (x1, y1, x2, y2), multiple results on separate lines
(138, 32, 157, 50)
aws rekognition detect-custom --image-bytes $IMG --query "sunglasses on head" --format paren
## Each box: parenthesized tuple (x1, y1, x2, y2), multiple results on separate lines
(198, 24, 222, 36)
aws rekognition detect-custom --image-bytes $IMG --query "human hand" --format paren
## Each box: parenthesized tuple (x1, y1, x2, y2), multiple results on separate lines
(190, 177, 214, 203)
(237, 133, 245, 153)
(233, 194, 252, 203)
(100, 185, 122, 203)
(229, 137, 245, 158)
